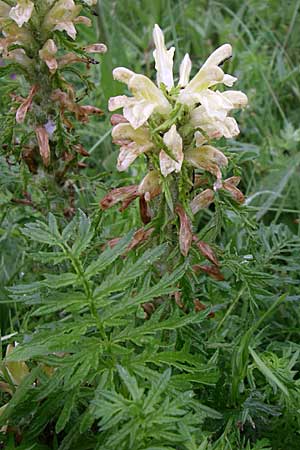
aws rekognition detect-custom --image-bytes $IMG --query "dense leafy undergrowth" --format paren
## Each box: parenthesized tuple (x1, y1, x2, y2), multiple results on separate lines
(1, 1, 300, 449)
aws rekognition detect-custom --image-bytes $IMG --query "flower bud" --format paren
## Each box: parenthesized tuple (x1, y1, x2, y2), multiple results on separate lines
(84, 43, 107, 54)
(139, 197, 152, 224)
(126, 227, 155, 253)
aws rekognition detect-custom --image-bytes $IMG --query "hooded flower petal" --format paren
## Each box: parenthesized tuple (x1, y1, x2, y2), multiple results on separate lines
(153, 24, 175, 90)
(113, 67, 135, 84)
(39, 39, 58, 73)
(185, 145, 228, 180)
(178, 44, 237, 106)
(112, 123, 154, 171)
(195, 89, 234, 121)
(190, 90, 247, 139)
(9, 0, 34, 28)
(201, 43, 232, 70)
(177, 66, 224, 106)
(127, 74, 171, 128)
(43, 0, 82, 39)
(178, 53, 192, 87)
(222, 90, 248, 108)
(111, 68, 171, 128)
(160, 125, 183, 177)
(108, 71, 171, 129)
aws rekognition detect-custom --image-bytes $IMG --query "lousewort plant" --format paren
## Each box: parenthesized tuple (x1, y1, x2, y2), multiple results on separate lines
(1, 15, 300, 450)
(0, 0, 106, 193)
(101, 24, 247, 282)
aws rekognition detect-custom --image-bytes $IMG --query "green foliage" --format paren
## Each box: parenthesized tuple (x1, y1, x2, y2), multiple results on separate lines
(1, 1, 300, 449)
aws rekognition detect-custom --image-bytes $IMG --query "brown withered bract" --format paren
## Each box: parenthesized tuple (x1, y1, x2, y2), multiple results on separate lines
(35, 126, 50, 167)
(175, 204, 193, 257)
(100, 185, 140, 211)
(22, 147, 38, 174)
(139, 197, 152, 224)
(193, 264, 225, 281)
(193, 236, 220, 266)
(16, 85, 39, 124)
(110, 114, 129, 126)
(194, 299, 215, 318)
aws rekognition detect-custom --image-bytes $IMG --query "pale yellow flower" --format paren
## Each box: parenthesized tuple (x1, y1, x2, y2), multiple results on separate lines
(39, 39, 58, 73)
(153, 23, 175, 90)
(178, 44, 238, 106)
(112, 123, 154, 171)
(109, 70, 171, 129)
(185, 145, 228, 181)
(9, 0, 34, 28)
(138, 171, 161, 201)
(109, 24, 247, 180)
(191, 90, 248, 139)
(159, 125, 183, 177)
(43, 0, 87, 40)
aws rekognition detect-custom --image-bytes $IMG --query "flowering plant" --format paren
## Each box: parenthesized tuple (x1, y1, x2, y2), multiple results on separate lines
(102, 24, 248, 263)
(0, 0, 106, 192)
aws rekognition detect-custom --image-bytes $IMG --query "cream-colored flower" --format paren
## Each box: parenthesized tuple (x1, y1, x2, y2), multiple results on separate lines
(9, 0, 34, 28)
(178, 53, 192, 87)
(43, 0, 85, 40)
(138, 170, 161, 201)
(5, 48, 32, 66)
(153, 24, 175, 90)
(159, 125, 183, 177)
(39, 39, 58, 73)
(178, 44, 237, 106)
(0, 21, 32, 55)
(109, 24, 247, 180)
(109, 70, 171, 129)
(185, 145, 228, 180)
(191, 90, 248, 139)
(112, 123, 154, 171)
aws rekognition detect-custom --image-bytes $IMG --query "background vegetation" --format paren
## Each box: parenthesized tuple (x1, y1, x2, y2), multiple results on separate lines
(1, 0, 300, 449)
